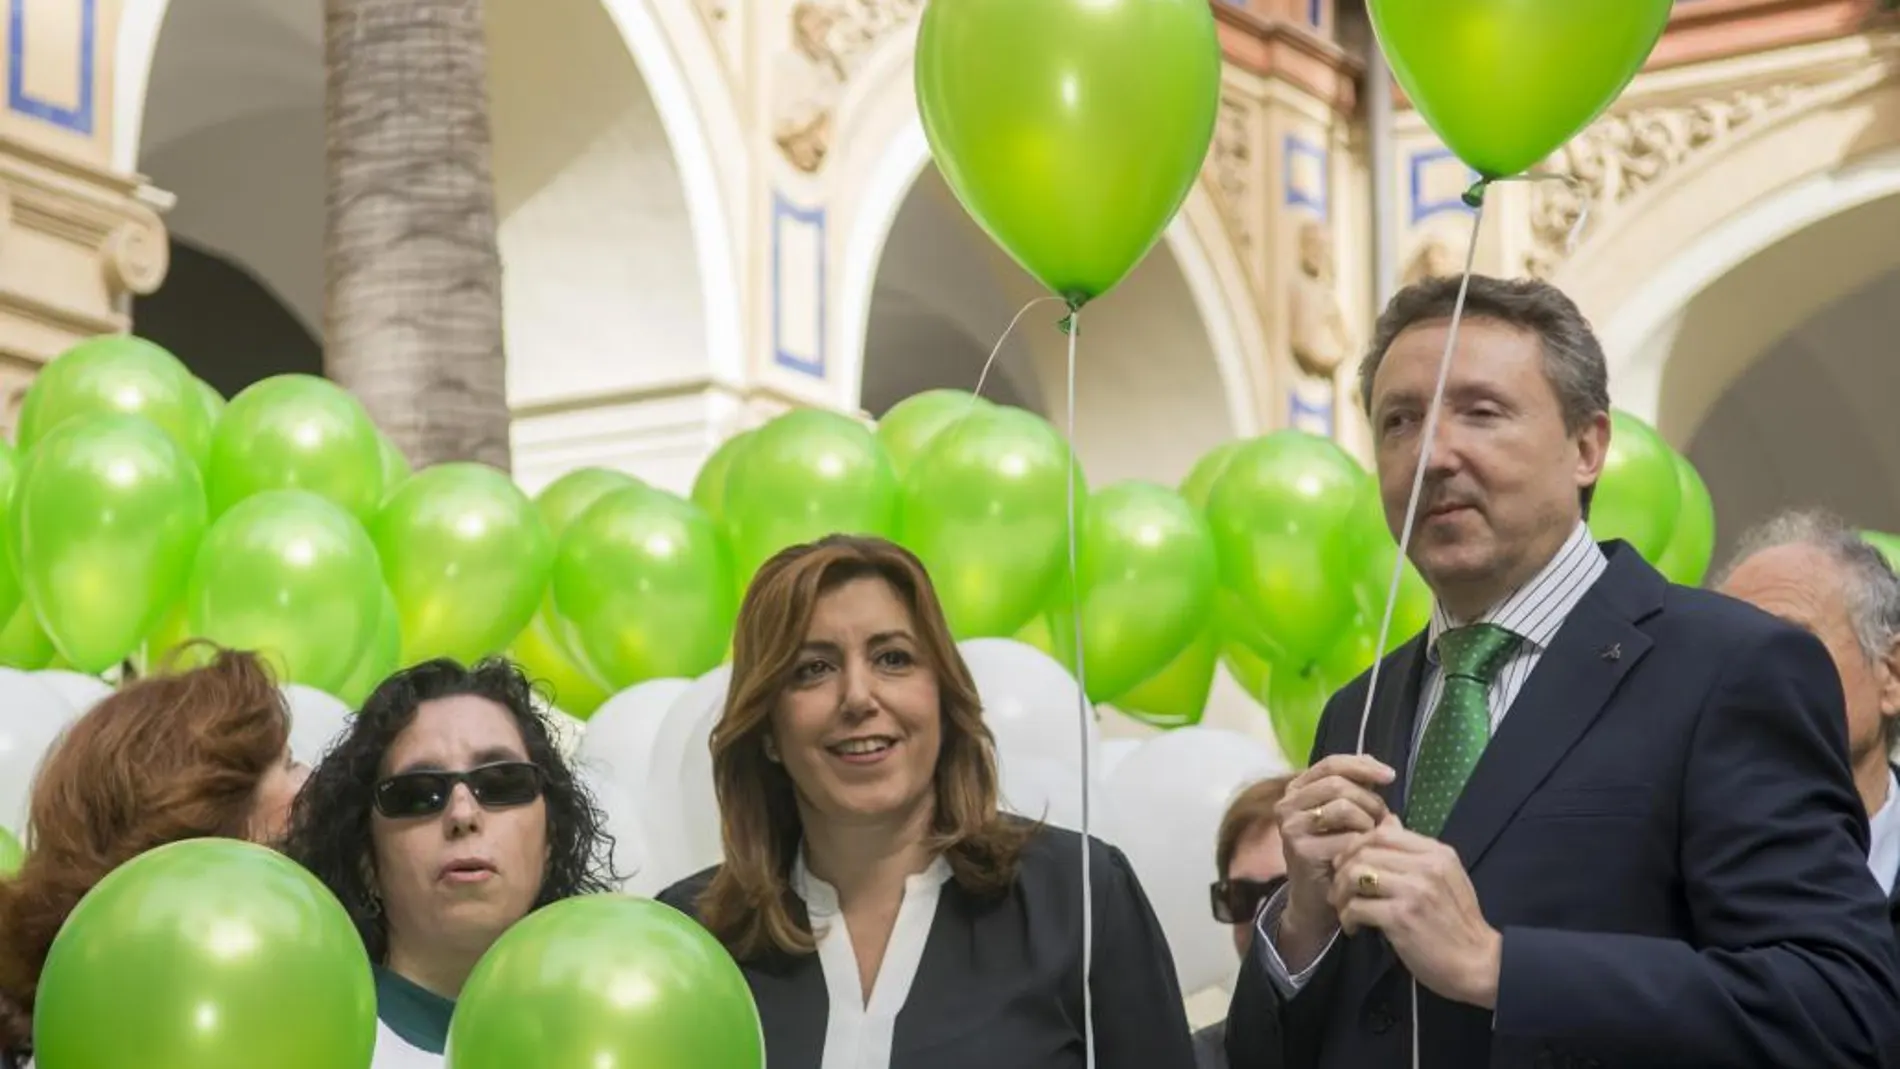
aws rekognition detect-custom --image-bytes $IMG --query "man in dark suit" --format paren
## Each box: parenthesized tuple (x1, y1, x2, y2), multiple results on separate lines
(1715, 509, 1900, 939)
(1226, 275, 1900, 1068)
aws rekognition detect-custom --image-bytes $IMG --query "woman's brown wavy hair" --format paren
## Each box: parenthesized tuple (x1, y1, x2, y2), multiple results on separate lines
(696, 534, 1031, 961)
(0, 647, 291, 1049)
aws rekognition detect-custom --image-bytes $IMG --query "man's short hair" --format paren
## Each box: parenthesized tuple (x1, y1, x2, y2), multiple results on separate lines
(1357, 275, 1612, 513)
(1215, 774, 1295, 876)
(1714, 509, 1900, 746)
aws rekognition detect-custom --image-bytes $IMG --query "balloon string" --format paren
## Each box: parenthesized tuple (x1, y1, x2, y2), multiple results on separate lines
(1062, 307, 1097, 1069)
(1464, 171, 1593, 252)
(964, 296, 1069, 415)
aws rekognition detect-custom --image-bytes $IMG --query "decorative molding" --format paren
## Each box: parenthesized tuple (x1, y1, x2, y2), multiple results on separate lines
(1524, 83, 1811, 278)
(1282, 132, 1328, 219)
(773, 0, 925, 173)
(771, 193, 827, 377)
(1205, 93, 1258, 258)
(1211, 3, 1360, 116)
(7, 0, 97, 137)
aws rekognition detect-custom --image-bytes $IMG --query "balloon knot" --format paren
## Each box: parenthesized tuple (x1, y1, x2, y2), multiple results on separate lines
(1057, 313, 1080, 337)
(1460, 179, 1492, 209)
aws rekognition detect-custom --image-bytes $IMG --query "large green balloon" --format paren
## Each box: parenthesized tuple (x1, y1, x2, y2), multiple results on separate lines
(1861, 531, 1900, 573)
(1266, 659, 1333, 769)
(0, 824, 21, 876)
(901, 406, 1081, 638)
(1369, 0, 1671, 179)
(377, 435, 412, 504)
(193, 378, 226, 429)
(334, 585, 402, 708)
(689, 430, 754, 528)
(1077, 481, 1217, 701)
(536, 467, 642, 537)
(1342, 475, 1433, 644)
(723, 410, 899, 586)
(915, 0, 1221, 305)
(1205, 432, 1364, 665)
(1109, 623, 1219, 729)
(1179, 440, 1244, 512)
(34, 838, 376, 1069)
(208, 375, 385, 522)
(187, 491, 383, 694)
(0, 441, 20, 625)
(1589, 410, 1681, 562)
(1653, 450, 1715, 586)
(16, 335, 212, 466)
(877, 390, 992, 479)
(373, 463, 554, 665)
(0, 604, 56, 670)
(554, 485, 735, 689)
(448, 895, 763, 1069)
(14, 415, 207, 673)
(509, 609, 610, 719)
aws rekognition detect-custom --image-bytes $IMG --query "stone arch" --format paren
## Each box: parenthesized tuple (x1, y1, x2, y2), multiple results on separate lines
(833, 57, 1267, 485)
(113, 0, 745, 428)
(1547, 61, 1900, 551)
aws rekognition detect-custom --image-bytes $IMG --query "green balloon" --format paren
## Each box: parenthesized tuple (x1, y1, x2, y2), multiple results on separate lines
(373, 463, 553, 665)
(1266, 659, 1333, 769)
(554, 485, 735, 689)
(13, 415, 207, 673)
(0, 604, 56, 670)
(690, 430, 754, 528)
(377, 434, 412, 504)
(1654, 450, 1715, 586)
(208, 375, 385, 522)
(509, 608, 611, 719)
(1222, 639, 1272, 707)
(1861, 531, 1900, 573)
(1179, 440, 1244, 512)
(16, 335, 212, 466)
(1589, 410, 1681, 563)
(1077, 481, 1217, 701)
(447, 895, 763, 1069)
(193, 378, 226, 428)
(335, 585, 402, 708)
(34, 838, 376, 1069)
(187, 491, 383, 694)
(901, 405, 1081, 638)
(1205, 432, 1364, 665)
(0, 441, 21, 625)
(0, 824, 22, 876)
(536, 467, 643, 538)
(1342, 475, 1433, 645)
(877, 390, 992, 480)
(1369, 0, 1671, 179)
(916, 0, 1220, 305)
(1110, 623, 1219, 729)
(723, 410, 899, 587)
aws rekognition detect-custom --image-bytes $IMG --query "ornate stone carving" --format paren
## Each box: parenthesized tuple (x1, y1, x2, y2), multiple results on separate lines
(1401, 231, 1464, 287)
(1524, 85, 1802, 277)
(1288, 219, 1351, 379)
(101, 204, 171, 297)
(773, 0, 926, 172)
(1205, 94, 1256, 255)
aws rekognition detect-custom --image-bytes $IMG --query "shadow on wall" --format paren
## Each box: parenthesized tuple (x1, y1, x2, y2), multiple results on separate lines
(132, 237, 323, 398)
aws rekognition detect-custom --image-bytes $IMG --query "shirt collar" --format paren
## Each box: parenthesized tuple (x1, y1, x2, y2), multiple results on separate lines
(373, 965, 455, 1055)
(792, 845, 954, 917)
(1427, 521, 1608, 663)
(1868, 767, 1900, 896)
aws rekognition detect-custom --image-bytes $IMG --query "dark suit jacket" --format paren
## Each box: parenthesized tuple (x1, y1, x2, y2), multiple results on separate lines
(1228, 543, 1900, 1069)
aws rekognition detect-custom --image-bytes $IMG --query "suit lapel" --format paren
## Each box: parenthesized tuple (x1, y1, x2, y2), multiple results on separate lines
(1364, 635, 1428, 814)
(1437, 545, 1665, 871)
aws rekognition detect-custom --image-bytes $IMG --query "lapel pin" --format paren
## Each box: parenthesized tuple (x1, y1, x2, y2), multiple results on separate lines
(1599, 643, 1621, 662)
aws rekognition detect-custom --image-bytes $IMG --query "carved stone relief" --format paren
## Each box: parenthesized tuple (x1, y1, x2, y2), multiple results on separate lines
(1205, 94, 1257, 258)
(774, 0, 927, 172)
(1400, 231, 1464, 287)
(1524, 84, 1806, 278)
(1288, 219, 1351, 379)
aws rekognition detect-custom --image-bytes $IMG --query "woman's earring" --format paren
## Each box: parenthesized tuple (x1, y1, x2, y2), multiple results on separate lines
(762, 736, 781, 764)
(365, 888, 383, 917)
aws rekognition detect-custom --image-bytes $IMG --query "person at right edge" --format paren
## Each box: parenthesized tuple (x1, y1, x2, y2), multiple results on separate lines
(1225, 274, 1900, 1069)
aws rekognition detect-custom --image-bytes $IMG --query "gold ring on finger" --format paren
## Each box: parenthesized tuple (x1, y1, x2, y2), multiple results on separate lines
(1307, 805, 1327, 831)
(1356, 869, 1381, 895)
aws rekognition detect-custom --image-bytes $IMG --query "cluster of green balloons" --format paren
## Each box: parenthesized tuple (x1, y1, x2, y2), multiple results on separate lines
(1586, 411, 1716, 588)
(1863, 530, 1900, 572)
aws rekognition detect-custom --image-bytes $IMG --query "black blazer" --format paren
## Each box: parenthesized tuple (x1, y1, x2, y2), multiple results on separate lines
(1228, 542, 1900, 1069)
(659, 824, 1197, 1069)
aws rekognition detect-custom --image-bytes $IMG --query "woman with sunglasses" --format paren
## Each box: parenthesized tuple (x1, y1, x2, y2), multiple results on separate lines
(283, 658, 616, 1069)
(0, 648, 308, 1069)
(659, 535, 1196, 1069)
(1195, 774, 1293, 1069)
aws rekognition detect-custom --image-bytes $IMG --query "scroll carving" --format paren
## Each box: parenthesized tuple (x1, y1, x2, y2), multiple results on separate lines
(1205, 94, 1256, 255)
(774, 0, 926, 172)
(101, 204, 171, 297)
(1524, 85, 1802, 277)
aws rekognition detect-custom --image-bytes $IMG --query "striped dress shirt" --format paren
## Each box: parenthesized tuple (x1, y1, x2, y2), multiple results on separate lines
(1256, 520, 1610, 993)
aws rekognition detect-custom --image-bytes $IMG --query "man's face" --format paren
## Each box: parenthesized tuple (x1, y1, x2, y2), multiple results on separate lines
(1719, 544, 1900, 773)
(1367, 317, 1608, 614)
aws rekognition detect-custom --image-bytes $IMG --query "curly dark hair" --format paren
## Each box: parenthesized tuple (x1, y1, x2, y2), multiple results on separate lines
(280, 657, 617, 963)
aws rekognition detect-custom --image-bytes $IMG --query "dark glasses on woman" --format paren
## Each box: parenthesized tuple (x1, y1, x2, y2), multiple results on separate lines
(373, 761, 545, 819)
(1210, 874, 1287, 924)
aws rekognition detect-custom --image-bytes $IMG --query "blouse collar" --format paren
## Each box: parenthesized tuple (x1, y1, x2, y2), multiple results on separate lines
(791, 845, 953, 916)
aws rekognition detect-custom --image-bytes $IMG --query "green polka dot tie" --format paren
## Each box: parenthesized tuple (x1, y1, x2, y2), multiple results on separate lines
(1405, 623, 1521, 839)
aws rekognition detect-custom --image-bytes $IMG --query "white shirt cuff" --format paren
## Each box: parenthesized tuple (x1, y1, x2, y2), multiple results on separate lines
(1252, 884, 1339, 997)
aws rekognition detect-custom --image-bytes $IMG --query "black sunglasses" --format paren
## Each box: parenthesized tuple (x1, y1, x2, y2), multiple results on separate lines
(1211, 875, 1287, 924)
(373, 761, 546, 819)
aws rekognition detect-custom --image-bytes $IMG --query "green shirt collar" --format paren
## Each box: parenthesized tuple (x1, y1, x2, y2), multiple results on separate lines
(374, 966, 455, 1055)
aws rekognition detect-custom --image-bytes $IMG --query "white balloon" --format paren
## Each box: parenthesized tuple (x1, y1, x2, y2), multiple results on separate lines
(576, 678, 691, 790)
(961, 637, 1102, 790)
(281, 685, 353, 766)
(543, 706, 586, 761)
(579, 767, 656, 895)
(33, 670, 112, 718)
(641, 665, 730, 888)
(1105, 727, 1284, 995)
(0, 668, 77, 834)
(1098, 737, 1142, 781)
(998, 754, 1108, 840)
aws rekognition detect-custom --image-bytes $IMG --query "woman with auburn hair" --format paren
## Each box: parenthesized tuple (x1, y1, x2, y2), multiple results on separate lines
(0, 648, 308, 1067)
(659, 534, 1196, 1069)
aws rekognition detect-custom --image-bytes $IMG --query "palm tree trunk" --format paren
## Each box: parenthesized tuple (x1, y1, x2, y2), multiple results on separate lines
(323, 0, 512, 471)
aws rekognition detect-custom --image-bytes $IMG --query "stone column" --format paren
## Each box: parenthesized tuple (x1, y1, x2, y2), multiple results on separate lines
(0, 0, 171, 438)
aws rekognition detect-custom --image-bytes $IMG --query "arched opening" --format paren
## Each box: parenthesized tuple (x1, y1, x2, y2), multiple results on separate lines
(860, 166, 1251, 486)
(125, 0, 323, 392)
